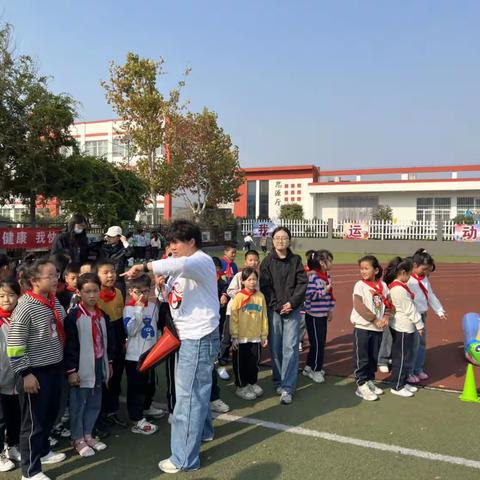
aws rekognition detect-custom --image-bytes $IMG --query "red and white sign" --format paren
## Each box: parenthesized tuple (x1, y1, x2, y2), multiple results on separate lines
(0, 228, 62, 249)
(343, 222, 369, 240)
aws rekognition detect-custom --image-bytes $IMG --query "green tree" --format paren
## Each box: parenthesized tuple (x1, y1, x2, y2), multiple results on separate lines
(372, 204, 393, 222)
(165, 108, 244, 221)
(0, 22, 78, 226)
(101, 52, 189, 224)
(279, 203, 304, 220)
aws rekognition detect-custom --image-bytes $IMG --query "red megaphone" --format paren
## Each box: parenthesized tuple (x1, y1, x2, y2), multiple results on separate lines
(137, 327, 181, 372)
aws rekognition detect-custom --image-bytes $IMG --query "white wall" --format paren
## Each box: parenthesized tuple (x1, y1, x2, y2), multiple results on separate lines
(268, 178, 313, 218)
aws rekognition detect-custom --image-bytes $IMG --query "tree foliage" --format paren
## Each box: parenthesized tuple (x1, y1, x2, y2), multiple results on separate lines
(279, 203, 304, 220)
(372, 204, 393, 222)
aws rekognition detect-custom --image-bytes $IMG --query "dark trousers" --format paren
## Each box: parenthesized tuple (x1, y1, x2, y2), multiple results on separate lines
(125, 360, 155, 422)
(102, 320, 126, 415)
(220, 315, 231, 360)
(17, 363, 63, 478)
(232, 342, 261, 388)
(391, 328, 416, 391)
(0, 393, 21, 447)
(166, 352, 219, 413)
(353, 328, 382, 387)
(305, 313, 328, 371)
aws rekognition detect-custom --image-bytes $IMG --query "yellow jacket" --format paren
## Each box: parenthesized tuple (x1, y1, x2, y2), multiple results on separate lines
(230, 291, 268, 343)
(97, 288, 124, 322)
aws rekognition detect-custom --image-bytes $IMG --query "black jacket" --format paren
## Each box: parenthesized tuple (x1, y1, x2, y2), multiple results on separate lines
(260, 249, 308, 313)
(95, 241, 134, 277)
(51, 231, 90, 265)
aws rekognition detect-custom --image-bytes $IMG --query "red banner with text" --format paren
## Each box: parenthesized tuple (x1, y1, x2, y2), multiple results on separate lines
(0, 228, 62, 250)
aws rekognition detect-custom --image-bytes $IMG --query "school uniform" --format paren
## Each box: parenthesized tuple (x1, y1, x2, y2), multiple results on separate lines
(7, 293, 65, 478)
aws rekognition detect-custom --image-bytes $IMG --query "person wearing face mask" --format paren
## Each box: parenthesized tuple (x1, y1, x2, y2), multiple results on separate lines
(51, 213, 90, 266)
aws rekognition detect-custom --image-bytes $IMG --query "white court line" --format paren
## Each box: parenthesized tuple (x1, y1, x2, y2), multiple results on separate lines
(213, 412, 480, 470)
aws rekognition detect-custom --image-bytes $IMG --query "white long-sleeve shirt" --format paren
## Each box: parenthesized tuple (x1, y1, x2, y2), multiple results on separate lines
(152, 250, 219, 340)
(407, 275, 445, 316)
(389, 285, 424, 333)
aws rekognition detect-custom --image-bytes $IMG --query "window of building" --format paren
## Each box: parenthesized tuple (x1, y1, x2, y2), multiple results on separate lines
(457, 197, 480, 215)
(0, 208, 13, 220)
(84, 140, 108, 157)
(259, 180, 269, 219)
(112, 138, 127, 157)
(338, 196, 379, 222)
(416, 197, 451, 221)
(247, 181, 256, 218)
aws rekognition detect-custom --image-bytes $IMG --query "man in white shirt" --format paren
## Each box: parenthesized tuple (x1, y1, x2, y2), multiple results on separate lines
(123, 220, 220, 474)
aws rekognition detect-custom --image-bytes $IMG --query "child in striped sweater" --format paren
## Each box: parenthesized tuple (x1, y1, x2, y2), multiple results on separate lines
(302, 250, 335, 383)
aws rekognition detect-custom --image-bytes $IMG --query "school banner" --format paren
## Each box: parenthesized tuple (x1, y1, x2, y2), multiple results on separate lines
(0, 227, 62, 249)
(454, 224, 480, 242)
(343, 222, 369, 240)
(252, 221, 277, 237)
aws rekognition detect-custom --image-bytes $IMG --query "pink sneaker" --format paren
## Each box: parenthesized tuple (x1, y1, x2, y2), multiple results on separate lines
(407, 374, 419, 384)
(417, 371, 429, 380)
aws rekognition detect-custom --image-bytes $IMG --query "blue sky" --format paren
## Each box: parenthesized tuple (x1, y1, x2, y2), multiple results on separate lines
(2, 1, 480, 169)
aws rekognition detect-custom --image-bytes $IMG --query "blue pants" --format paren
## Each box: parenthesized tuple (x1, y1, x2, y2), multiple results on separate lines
(413, 313, 428, 374)
(169, 329, 219, 471)
(268, 308, 301, 394)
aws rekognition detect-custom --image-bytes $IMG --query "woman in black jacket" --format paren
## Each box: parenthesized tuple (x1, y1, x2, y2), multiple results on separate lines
(260, 226, 308, 405)
(51, 213, 89, 266)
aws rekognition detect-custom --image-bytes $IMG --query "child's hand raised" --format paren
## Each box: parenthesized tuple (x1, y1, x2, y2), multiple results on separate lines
(135, 294, 146, 307)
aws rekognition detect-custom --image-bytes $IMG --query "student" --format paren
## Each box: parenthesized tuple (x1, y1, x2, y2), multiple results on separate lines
(351, 255, 392, 401)
(259, 235, 268, 254)
(230, 268, 268, 400)
(220, 243, 238, 285)
(95, 260, 127, 428)
(0, 253, 14, 281)
(384, 257, 424, 397)
(303, 250, 335, 384)
(150, 233, 161, 260)
(64, 273, 112, 457)
(407, 248, 447, 383)
(212, 256, 229, 378)
(243, 232, 254, 251)
(8, 258, 67, 480)
(0, 278, 21, 472)
(124, 275, 164, 435)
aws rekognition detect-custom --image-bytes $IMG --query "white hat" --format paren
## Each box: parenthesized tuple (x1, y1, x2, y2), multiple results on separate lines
(105, 226, 122, 237)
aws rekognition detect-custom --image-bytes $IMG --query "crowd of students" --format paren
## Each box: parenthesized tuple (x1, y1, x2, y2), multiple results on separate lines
(0, 221, 446, 478)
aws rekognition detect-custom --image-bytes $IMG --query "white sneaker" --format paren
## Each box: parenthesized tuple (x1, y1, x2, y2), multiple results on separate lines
(216, 366, 230, 380)
(6, 445, 21, 462)
(405, 384, 419, 393)
(131, 418, 158, 435)
(367, 380, 384, 395)
(236, 386, 256, 400)
(302, 365, 312, 376)
(355, 383, 378, 401)
(308, 370, 325, 384)
(390, 387, 414, 398)
(275, 387, 283, 395)
(22, 472, 52, 480)
(158, 458, 183, 473)
(249, 384, 264, 397)
(210, 399, 230, 413)
(280, 391, 292, 405)
(40, 450, 66, 464)
(378, 365, 390, 373)
(0, 453, 15, 472)
(143, 406, 166, 418)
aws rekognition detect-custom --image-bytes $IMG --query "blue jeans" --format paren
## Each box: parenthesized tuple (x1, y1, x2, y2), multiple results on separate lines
(170, 329, 219, 471)
(69, 360, 103, 441)
(413, 313, 427, 374)
(268, 308, 301, 394)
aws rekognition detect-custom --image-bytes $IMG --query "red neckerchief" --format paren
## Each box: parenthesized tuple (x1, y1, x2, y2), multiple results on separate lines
(79, 302, 103, 353)
(99, 287, 116, 302)
(362, 280, 393, 309)
(312, 269, 335, 301)
(216, 270, 225, 282)
(389, 281, 415, 299)
(0, 307, 12, 328)
(240, 288, 256, 308)
(304, 265, 310, 273)
(223, 256, 234, 278)
(65, 285, 77, 293)
(25, 290, 65, 344)
(127, 297, 148, 307)
(411, 273, 428, 300)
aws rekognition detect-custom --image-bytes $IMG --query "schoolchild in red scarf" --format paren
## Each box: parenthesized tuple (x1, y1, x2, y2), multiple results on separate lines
(384, 257, 424, 398)
(0, 277, 21, 473)
(8, 259, 67, 479)
(220, 243, 238, 286)
(303, 250, 335, 384)
(230, 268, 268, 401)
(94, 260, 126, 429)
(350, 255, 393, 402)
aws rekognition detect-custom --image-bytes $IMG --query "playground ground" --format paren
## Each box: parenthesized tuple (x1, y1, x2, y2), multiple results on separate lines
(5, 260, 480, 479)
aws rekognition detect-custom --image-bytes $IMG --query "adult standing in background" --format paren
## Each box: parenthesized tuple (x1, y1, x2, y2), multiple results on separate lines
(260, 226, 308, 405)
(51, 213, 89, 265)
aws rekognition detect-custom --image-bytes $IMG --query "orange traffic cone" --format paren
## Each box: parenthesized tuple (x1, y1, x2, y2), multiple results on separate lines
(137, 327, 181, 372)
(459, 363, 480, 403)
